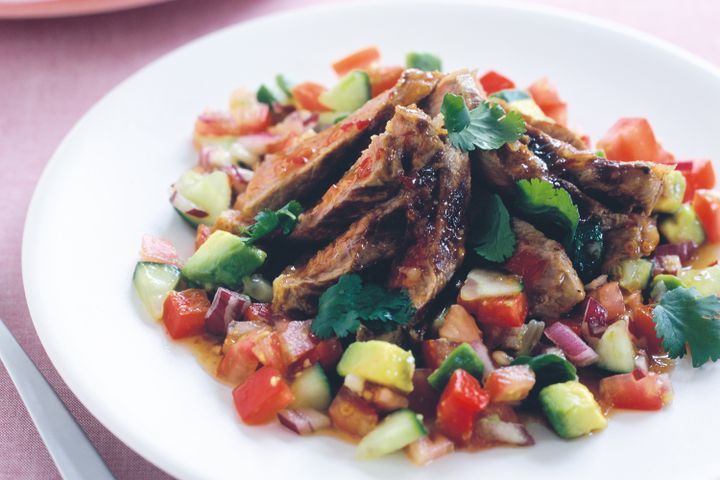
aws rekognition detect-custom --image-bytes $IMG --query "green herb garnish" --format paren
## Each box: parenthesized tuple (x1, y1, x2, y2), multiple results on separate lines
(515, 178, 580, 241)
(406, 52, 442, 72)
(473, 192, 517, 262)
(242, 200, 303, 245)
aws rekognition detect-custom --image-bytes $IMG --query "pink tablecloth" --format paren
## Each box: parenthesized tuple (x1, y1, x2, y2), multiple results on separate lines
(1, 0, 719, 478)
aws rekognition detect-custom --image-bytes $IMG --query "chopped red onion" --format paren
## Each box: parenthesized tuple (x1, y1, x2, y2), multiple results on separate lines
(584, 297, 609, 337)
(170, 190, 209, 219)
(675, 160, 693, 172)
(405, 434, 454, 466)
(475, 416, 535, 447)
(545, 322, 599, 367)
(278, 321, 317, 364)
(222, 165, 254, 193)
(654, 241, 697, 264)
(235, 133, 280, 156)
(277, 409, 331, 435)
(470, 339, 495, 378)
(205, 289, 251, 336)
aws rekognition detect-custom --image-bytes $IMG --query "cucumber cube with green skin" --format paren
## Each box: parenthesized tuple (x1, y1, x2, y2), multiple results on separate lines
(290, 364, 332, 412)
(337, 341, 415, 393)
(654, 170, 686, 214)
(650, 274, 685, 301)
(659, 204, 706, 245)
(677, 265, 720, 296)
(613, 258, 653, 292)
(356, 409, 427, 459)
(596, 320, 635, 373)
(133, 262, 181, 319)
(427, 343, 484, 390)
(318, 71, 371, 113)
(539, 381, 607, 439)
(181, 231, 266, 290)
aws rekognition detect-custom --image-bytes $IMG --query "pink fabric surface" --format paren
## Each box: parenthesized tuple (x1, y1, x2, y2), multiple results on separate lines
(1, 0, 718, 478)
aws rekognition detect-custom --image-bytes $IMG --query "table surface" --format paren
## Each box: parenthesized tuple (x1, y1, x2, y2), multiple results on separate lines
(2, 0, 719, 478)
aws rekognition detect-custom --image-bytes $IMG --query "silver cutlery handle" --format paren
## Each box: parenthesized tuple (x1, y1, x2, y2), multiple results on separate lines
(0, 320, 115, 480)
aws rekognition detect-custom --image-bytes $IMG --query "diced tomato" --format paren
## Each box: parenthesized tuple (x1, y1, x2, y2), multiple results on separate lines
(291, 82, 332, 112)
(439, 304, 481, 343)
(436, 369, 490, 444)
(328, 387, 378, 437)
(251, 331, 287, 372)
(629, 304, 663, 354)
(162, 289, 210, 339)
(590, 281, 625, 321)
(460, 293, 528, 329)
(599, 370, 673, 411)
(140, 235, 181, 266)
(485, 365, 536, 403)
(596, 118, 675, 164)
(422, 339, 461, 370)
(478, 70, 515, 95)
(527, 78, 567, 125)
(693, 189, 720, 242)
(232, 366, 294, 425)
(229, 89, 271, 133)
(217, 337, 259, 385)
(407, 368, 441, 419)
(277, 321, 317, 365)
(332, 46, 381, 76)
(366, 65, 404, 97)
(306, 338, 344, 371)
(194, 225, 212, 251)
(677, 159, 716, 202)
(244, 303, 274, 323)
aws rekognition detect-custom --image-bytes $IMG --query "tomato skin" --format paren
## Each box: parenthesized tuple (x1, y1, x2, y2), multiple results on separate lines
(478, 70, 515, 94)
(422, 339, 461, 370)
(597, 118, 675, 164)
(460, 293, 528, 328)
(485, 365, 536, 403)
(162, 289, 210, 339)
(217, 337, 259, 385)
(277, 320, 317, 365)
(291, 82, 332, 112)
(599, 371, 672, 411)
(527, 77, 567, 126)
(693, 189, 720, 242)
(590, 282, 625, 321)
(251, 331, 287, 372)
(678, 159, 716, 202)
(629, 304, 663, 354)
(232, 366, 294, 425)
(140, 235, 181, 266)
(306, 338, 344, 371)
(438, 304, 481, 343)
(332, 46, 381, 76)
(367, 65, 404, 97)
(436, 369, 490, 444)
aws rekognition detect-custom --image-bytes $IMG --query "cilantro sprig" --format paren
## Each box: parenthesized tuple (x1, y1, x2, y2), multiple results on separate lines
(311, 274, 416, 339)
(441, 93, 526, 152)
(242, 200, 303, 245)
(515, 178, 580, 242)
(653, 287, 720, 368)
(473, 193, 517, 262)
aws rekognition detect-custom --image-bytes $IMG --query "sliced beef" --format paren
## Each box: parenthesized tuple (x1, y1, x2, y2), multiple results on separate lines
(290, 105, 443, 242)
(235, 69, 442, 220)
(387, 143, 471, 312)
(272, 196, 408, 317)
(472, 141, 549, 192)
(505, 219, 586, 318)
(424, 69, 485, 115)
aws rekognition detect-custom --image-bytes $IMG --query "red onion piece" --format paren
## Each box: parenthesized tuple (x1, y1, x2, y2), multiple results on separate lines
(405, 434, 454, 466)
(205, 289, 251, 336)
(235, 133, 280, 156)
(470, 339, 495, 378)
(545, 322, 599, 367)
(654, 241, 697, 264)
(170, 189, 209, 219)
(584, 297, 609, 337)
(277, 321, 317, 364)
(675, 160, 693, 172)
(277, 409, 331, 435)
(475, 416, 535, 447)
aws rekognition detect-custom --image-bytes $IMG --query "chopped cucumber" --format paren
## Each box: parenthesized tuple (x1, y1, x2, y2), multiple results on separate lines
(654, 170, 686, 214)
(290, 364, 332, 411)
(275, 74, 294, 98)
(337, 341, 415, 393)
(181, 231, 266, 290)
(539, 381, 607, 439)
(319, 71, 371, 113)
(612, 258, 652, 292)
(659, 204, 705, 245)
(677, 265, 720, 296)
(596, 320, 635, 373)
(460, 268, 523, 299)
(650, 274, 685, 301)
(133, 262, 181, 319)
(318, 111, 349, 127)
(405, 52, 442, 72)
(356, 409, 427, 459)
(427, 343, 484, 390)
(172, 170, 231, 226)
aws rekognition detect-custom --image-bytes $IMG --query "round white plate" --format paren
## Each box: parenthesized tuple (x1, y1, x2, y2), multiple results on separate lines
(23, 2, 720, 479)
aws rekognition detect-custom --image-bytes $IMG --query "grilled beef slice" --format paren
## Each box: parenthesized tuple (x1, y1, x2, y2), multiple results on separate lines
(424, 69, 485, 115)
(290, 105, 443, 242)
(272, 196, 408, 317)
(234, 69, 441, 220)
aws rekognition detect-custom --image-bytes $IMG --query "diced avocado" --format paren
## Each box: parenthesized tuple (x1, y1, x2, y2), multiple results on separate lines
(650, 274, 685, 301)
(173, 170, 232, 226)
(356, 409, 427, 459)
(427, 343, 484, 390)
(491, 89, 552, 122)
(654, 170, 686, 214)
(677, 265, 720, 296)
(406, 52, 442, 72)
(337, 341, 415, 393)
(319, 71, 371, 113)
(181, 231, 266, 290)
(612, 258, 652, 292)
(659, 204, 706, 245)
(290, 364, 332, 411)
(133, 262, 181, 319)
(539, 381, 607, 439)
(596, 320, 635, 373)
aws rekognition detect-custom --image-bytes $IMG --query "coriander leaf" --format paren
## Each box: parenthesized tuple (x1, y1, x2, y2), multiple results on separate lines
(473, 193, 517, 262)
(406, 52, 442, 72)
(653, 287, 720, 367)
(256, 84, 279, 106)
(311, 274, 416, 339)
(442, 94, 526, 151)
(243, 200, 303, 244)
(516, 178, 580, 240)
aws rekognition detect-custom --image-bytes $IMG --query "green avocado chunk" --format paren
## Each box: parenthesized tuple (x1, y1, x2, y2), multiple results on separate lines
(539, 381, 607, 439)
(337, 341, 415, 393)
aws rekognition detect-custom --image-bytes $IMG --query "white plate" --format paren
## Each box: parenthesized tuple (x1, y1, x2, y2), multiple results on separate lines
(23, 2, 720, 479)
